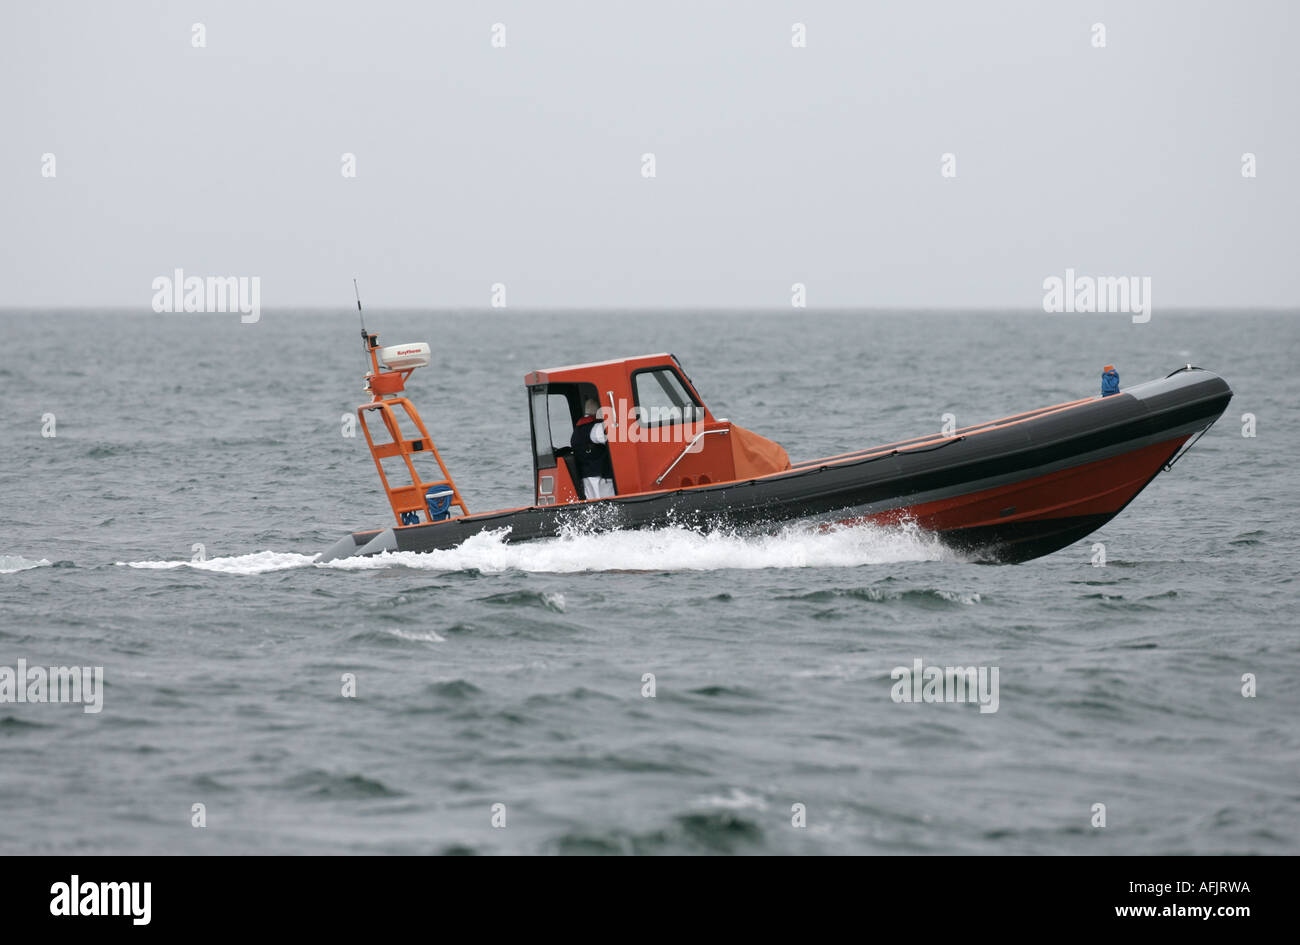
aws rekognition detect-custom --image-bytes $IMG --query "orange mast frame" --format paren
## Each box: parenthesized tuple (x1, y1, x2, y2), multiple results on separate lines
(357, 332, 469, 526)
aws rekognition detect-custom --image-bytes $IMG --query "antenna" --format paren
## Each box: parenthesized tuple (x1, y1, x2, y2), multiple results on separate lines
(353, 278, 371, 363)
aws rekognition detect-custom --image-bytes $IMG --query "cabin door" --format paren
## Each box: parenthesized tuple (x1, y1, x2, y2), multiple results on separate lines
(528, 383, 597, 504)
(625, 365, 735, 489)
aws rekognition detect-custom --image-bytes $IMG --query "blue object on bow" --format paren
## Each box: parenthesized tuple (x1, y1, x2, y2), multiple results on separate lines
(1101, 365, 1120, 397)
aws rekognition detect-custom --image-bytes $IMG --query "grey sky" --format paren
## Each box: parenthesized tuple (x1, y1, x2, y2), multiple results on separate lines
(3, 0, 1297, 309)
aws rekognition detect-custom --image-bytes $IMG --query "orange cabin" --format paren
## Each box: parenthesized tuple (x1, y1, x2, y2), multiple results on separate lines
(524, 353, 790, 506)
(356, 339, 790, 527)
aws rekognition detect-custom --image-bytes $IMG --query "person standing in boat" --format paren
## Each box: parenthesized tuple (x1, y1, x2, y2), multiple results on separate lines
(571, 397, 616, 499)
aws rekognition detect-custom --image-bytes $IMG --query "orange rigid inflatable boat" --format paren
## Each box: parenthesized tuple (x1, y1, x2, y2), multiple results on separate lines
(317, 327, 1232, 565)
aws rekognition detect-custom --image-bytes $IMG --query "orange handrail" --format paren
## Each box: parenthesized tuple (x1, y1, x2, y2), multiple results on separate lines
(358, 332, 469, 526)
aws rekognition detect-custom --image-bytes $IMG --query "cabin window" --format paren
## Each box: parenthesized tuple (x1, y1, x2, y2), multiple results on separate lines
(529, 387, 554, 469)
(546, 394, 575, 452)
(632, 368, 702, 426)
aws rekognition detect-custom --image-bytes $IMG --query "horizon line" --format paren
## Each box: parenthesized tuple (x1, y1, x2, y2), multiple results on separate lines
(2, 305, 1297, 314)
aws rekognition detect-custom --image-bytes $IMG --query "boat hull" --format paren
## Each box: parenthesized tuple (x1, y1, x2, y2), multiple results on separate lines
(318, 368, 1231, 565)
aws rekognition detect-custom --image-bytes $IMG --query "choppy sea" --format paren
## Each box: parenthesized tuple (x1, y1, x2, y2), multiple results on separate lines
(1, 309, 1296, 854)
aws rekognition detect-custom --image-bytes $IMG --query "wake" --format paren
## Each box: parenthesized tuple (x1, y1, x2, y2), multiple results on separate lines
(0, 554, 52, 574)
(115, 522, 952, 577)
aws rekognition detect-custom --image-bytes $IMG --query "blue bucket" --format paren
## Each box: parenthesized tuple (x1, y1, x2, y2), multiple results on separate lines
(425, 487, 455, 522)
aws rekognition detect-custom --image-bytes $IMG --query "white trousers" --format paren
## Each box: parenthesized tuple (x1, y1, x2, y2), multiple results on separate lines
(583, 477, 616, 499)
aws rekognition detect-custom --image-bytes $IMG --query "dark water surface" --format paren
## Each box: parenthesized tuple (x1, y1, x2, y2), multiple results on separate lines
(1, 309, 1297, 854)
